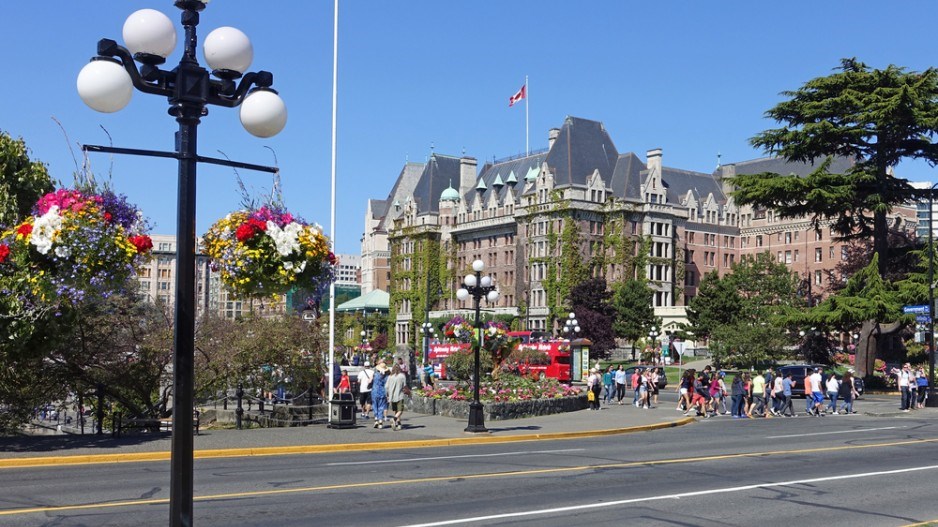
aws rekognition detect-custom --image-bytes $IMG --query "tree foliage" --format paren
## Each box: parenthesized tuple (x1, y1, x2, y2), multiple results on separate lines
(732, 58, 938, 277)
(688, 253, 801, 368)
(569, 278, 615, 357)
(611, 279, 656, 357)
(0, 131, 54, 228)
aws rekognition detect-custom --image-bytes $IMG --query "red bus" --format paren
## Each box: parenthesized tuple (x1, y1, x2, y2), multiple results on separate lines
(427, 343, 470, 380)
(507, 332, 572, 382)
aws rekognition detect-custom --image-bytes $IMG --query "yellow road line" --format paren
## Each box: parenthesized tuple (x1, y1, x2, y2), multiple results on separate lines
(0, 418, 693, 470)
(2, 435, 936, 517)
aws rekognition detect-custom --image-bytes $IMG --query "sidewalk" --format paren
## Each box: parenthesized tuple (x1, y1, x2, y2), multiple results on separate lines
(0, 402, 690, 466)
(1, 394, 933, 468)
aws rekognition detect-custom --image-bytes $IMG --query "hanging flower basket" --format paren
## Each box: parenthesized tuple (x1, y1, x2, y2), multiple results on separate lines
(202, 206, 336, 298)
(0, 188, 152, 304)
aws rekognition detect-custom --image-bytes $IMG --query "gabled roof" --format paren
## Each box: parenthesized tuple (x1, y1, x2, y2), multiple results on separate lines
(609, 152, 646, 202)
(659, 167, 725, 206)
(469, 152, 548, 207)
(721, 156, 855, 178)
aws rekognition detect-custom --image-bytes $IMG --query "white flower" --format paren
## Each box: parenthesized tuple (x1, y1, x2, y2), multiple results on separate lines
(31, 206, 63, 255)
(54, 246, 71, 259)
(282, 260, 306, 274)
(266, 220, 302, 257)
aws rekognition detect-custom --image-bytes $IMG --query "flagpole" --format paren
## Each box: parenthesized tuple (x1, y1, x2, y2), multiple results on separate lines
(328, 0, 339, 407)
(525, 75, 529, 155)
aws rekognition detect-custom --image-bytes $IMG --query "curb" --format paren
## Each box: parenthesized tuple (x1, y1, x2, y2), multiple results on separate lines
(0, 417, 695, 470)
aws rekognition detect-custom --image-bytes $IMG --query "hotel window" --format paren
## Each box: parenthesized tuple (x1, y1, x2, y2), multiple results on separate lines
(815, 248, 823, 262)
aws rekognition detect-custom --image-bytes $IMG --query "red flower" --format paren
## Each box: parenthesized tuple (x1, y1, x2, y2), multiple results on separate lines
(328, 252, 338, 265)
(247, 218, 268, 232)
(103, 212, 113, 223)
(129, 235, 153, 253)
(0, 244, 9, 263)
(16, 224, 32, 237)
(236, 223, 258, 242)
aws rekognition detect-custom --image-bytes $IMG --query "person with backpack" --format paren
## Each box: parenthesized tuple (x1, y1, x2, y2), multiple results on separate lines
(356, 361, 374, 419)
(915, 367, 929, 409)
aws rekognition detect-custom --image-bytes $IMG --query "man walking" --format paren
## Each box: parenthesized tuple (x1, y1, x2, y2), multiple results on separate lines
(897, 363, 913, 412)
(780, 371, 795, 417)
(809, 367, 825, 416)
(356, 361, 374, 419)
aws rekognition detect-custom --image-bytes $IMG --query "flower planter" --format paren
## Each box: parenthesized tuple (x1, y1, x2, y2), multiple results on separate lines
(406, 394, 587, 420)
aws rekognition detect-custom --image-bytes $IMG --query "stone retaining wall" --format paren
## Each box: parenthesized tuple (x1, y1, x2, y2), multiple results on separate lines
(406, 395, 587, 420)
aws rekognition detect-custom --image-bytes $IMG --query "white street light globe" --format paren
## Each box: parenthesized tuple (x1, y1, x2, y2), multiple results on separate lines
(480, 276, 492, 288)
(240, 89, 287, 138)
(575, 326, 581, 333)
(487, 290, 500, 303)
(122, 9, 177, 58)
(203, 26, 253, 73)
(472, 260, 485, 272)
(456, 288, 470, 301)
(464, 274, 477, 288)
(77, 60, 133, 113)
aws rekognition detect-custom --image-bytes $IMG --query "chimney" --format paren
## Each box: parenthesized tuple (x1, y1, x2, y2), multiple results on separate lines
(548, 128, 560, 150)
(646, 148, 662, 175)
(459, 156, 478, 196)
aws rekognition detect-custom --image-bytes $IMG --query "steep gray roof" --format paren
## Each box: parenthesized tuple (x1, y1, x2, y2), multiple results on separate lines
(545, 116, 619, 187)
(722, 155, 855, 178)
(660, 167, 727, 206)
(609, 152, 645, 202)
(368, 199, 388, 220)
(412, 154, 463, 215)
(471, 151, 549, 206)
(377, 161, 424, 231)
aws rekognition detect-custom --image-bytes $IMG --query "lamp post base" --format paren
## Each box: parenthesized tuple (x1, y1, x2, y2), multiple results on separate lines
(464, 401, 488, 433)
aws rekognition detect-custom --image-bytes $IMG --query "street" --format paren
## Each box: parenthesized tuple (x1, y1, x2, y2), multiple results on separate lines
(2, 399, 937, 527)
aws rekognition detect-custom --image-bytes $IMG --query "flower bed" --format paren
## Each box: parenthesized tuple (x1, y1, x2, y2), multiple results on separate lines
(408, 376, 585, 420)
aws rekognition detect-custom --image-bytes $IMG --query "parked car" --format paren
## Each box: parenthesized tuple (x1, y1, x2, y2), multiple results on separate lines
(623, 366, 668, 390)
(775, 364, 826, 398)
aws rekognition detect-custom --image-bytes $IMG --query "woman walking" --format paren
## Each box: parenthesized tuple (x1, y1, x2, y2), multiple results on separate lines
(916, 368, 929, 409)
(602, 366, 615, 406)
(587, 368, 602, 410)
(838, 370, 858, 414)
(371, 360, 389, 429)
(385, 364, 407, 430)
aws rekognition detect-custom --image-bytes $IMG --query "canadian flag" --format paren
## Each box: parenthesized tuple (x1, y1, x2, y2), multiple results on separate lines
(509, 84, 526, 107)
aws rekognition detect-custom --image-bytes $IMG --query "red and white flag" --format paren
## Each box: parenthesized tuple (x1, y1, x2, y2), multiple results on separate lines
(509, 84, 526, 107)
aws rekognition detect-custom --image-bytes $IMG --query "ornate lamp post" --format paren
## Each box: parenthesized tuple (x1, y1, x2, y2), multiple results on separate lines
(456, 259, 499, 433)
(420, 322, 436, 363)
(76, 4, 286, 525)
(563, 312, 580, 339)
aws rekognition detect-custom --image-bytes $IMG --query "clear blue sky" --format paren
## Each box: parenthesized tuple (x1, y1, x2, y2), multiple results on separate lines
(3, 1, 938, 254)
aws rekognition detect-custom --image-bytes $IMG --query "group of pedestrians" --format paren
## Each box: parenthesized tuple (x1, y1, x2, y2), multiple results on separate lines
(590, 363, 878, 419)
(893, 363, 930, 411)
(344, 359, 409, 430)
(589, 365, 665, 411)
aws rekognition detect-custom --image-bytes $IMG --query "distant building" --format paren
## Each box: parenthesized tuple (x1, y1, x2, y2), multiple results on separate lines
(364, 115, 919, 348)
(334, 253, 361, 287)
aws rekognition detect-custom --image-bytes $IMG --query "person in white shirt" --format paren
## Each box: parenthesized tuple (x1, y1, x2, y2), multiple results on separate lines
(825, 374, 841, 414)
(809, 368, 825, 416)
(896, 363, 913, 411)
(357, 362, 374, 419)
(614, 365, 627, 404)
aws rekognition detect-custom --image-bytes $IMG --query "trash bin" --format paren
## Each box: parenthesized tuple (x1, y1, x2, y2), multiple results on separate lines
(328, 393, 356, 429)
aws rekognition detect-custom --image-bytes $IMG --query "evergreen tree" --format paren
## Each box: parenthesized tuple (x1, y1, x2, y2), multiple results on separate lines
(733, 59, 938, 277)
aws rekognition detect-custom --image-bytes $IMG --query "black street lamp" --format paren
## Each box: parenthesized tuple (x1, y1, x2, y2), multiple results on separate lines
(456, 259, 499, 433)
(77, 4, 286, 525)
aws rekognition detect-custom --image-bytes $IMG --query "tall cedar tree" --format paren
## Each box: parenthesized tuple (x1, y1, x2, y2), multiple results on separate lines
(732, 59, 938, 278)
(0, 130, 53, 228)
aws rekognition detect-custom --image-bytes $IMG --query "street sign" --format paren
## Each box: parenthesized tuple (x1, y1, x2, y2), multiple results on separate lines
(904, 305, 930, 315)
(918, 315, 932, 324)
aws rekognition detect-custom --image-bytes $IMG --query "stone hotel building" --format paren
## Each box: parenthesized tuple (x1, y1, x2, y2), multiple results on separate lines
(360, 116, 918, 348)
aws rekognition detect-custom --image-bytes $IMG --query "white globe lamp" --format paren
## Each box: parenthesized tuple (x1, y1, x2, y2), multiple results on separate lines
(203, 26, 253, 74)
(122, 9, 177, 60)
(77, 60, 133, 113)
(240, 89, 287, 137)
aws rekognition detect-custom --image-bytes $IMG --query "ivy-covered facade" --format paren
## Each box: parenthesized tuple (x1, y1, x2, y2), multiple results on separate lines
(368, 115, 908, 348)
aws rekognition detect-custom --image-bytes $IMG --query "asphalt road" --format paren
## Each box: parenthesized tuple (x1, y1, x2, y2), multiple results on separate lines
(2, 409, 937, 527)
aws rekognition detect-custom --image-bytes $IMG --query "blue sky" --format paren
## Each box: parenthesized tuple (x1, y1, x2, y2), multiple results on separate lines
(3, 1, 938, 254)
